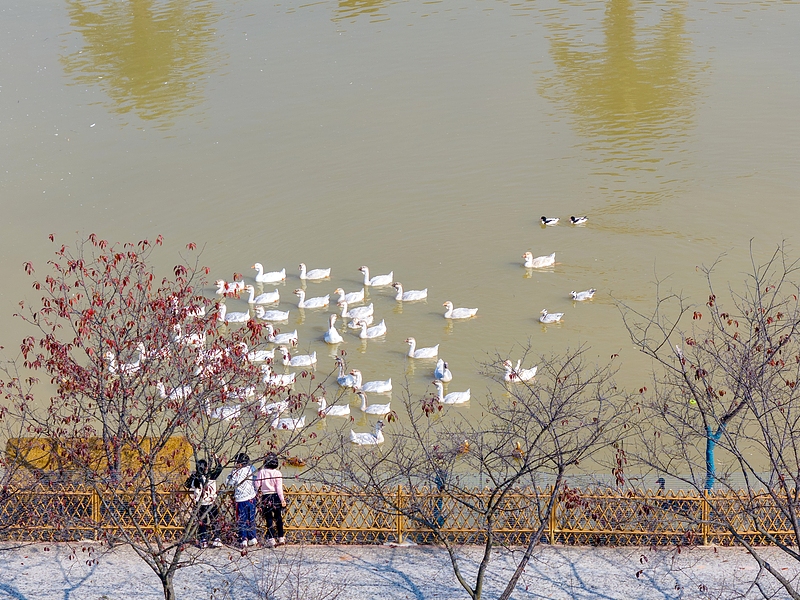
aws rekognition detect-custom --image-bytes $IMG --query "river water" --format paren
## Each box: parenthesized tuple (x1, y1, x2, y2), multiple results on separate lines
(1, 0, 799, 454)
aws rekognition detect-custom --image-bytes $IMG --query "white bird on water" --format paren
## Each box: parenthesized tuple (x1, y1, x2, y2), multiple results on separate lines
(217, 303, 250, 324)
(244, 285, 280, 305)
(443, 301, 478, 320)
(350, 420, 385, 445)
(356, 391, 391, 415)
(339, 301, 374, 321)
(391, 282, 427, 302)
(522, 252, 556, 269)
(355, 319, 387, 339)
(570, 289, 596, 301)
(539, 309, 564, 324)
(279, 346, 317, 367)
(541, 216, 559, 226)
(298, 263, 331, 280)
(253, 305, 290, 322)
(318, 395, 350, 417)
(264, 323, 298, 346)
(405, 337, 439, 359)
(252, 263, 286, 283)
(334, 287, 365, 305)
(502, 359, 537, 383)
(432, 380, 470, 405)
(350, 370, 392, 394)
(359, 266, 393, 287)
(570, 215, 588, 225)
(294, 288, 330, 309)
(324, 314, 344, 345)
(434, 359, 453, 383)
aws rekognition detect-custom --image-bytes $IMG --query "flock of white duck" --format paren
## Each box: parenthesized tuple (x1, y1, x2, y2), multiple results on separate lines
(128, 219, 594, 447)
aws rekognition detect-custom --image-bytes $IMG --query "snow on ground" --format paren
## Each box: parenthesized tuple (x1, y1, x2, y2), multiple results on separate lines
(0, 542, 797, 599)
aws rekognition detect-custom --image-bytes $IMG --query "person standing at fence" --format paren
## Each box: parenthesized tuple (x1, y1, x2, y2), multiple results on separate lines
(185, 457, 224, 548)
(225, 452, 258, 549)
(256, 453, 286, 547)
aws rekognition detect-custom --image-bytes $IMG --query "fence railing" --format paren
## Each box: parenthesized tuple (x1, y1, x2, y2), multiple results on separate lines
(0, 484, 795, 546)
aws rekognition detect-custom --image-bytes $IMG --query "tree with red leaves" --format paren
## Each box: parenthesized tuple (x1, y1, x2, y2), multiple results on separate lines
(0, 235, 321, 600)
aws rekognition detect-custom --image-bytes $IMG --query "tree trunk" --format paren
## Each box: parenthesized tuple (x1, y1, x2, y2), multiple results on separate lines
(705, 426, 723, 491)
(160, 574, 176, 600)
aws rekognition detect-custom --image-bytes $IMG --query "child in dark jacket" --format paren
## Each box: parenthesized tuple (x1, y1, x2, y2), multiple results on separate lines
(185, 457, 224, 548)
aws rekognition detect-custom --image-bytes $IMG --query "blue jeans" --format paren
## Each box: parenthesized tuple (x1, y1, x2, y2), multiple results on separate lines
(236, 498, 257, 541)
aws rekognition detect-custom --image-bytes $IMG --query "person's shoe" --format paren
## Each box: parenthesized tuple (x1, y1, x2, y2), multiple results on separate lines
(211, 539, 223, 548)
(200, 541, 209, 549)
(277, 537, 286, 546)
(248, 538, 259, 547)
(240, 540, 249, 549)
(265, 538, 276, 548)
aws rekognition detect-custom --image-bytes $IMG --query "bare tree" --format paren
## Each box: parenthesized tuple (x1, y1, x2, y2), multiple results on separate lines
(0, 235, 323, 600)
(620, 243, 800, 599)
(316, 346, 624, 600)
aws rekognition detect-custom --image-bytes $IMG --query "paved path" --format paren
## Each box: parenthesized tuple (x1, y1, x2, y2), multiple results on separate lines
(0, 542, 795, 599)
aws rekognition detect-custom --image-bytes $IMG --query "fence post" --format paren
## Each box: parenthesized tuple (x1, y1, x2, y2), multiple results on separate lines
(396, 485, 405, 543)
(701, 490, 709, 546)
(92, 489, 101, 541)
(548, 488, 557, 545)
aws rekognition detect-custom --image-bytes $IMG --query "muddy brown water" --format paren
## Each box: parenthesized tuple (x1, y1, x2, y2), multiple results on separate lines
(1, 0, 799, 478)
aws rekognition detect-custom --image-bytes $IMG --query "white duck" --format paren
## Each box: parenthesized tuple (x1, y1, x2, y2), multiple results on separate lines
(570, 289, 596, 301)
(204, 399, 241, 421)
(541, 216, 559, 226)
(356, 391, 391, 415)
(279, 346, 317, 367)
(252, 263, 286, 283)
(358, 266, 393, 287)
(294, 288, 330, 309)
(522, 252, 556, 269)
(405, 337, 439, 359)
(264, 323, 298, 345)
(348, 314, 373, 329)
(350, 370, 392, 394)
(391, 282, 427, 302)
(260, 398, 289, 415)
(335, 357, 358, 388)
(298, 263, 331, 280)
(323, 314, 344, 344)
(244, 285, 280, 305)
(443, 301, 478, 320)
(433, 380, 470, 405)
(339, 301, 374, 321)
(170, 295, 206, 318)
(271, 414, 306, 430)
(253, 305, 290, 322)
(217, 303, 250, 324)
(103, 343, 144, 375)
(243, 344, 275, 362)
(434, 359, 453, 383)
(350, 420, 385, 446)
(334, 287, 365, 305)
(156, 381, 193, 400)
(355, 318, 386, 339)
(570, 215, 588, 225)
(318, 395, 350, 417)
(172, 324, 206, 348)
(502, 359, 538, 383)
(215, 279, 246, 296)
(261, 364, 296, 388)
(539, 309, 564, 324)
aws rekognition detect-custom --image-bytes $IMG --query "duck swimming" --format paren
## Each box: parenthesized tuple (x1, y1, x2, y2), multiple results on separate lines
(541, 216, 559, 226)
(522, 252, 556, 269)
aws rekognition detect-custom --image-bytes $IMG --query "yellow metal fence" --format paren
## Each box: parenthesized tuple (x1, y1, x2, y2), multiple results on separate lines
(0, 485, 795, 546)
